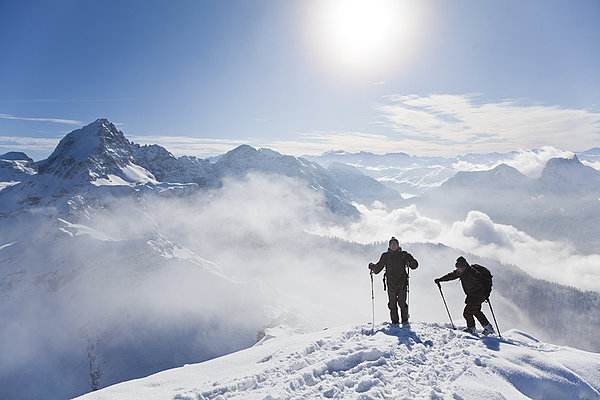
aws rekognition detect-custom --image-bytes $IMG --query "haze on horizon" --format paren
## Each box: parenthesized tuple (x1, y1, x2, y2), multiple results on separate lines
(1, 0, 599, 159)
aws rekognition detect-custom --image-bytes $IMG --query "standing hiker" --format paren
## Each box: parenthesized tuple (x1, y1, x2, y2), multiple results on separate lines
(434, 256, 495, 335)
(368, 237, 418, 326)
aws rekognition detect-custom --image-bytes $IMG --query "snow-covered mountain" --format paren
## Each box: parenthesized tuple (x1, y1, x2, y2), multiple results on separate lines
(208, 145, 360, 217)
(539, 155, 600, 194)
(442, 163, 532, 191)
(74, 322, 600, 400)
(0, 151, 36, 189)
(37, 119, 158, 186)
(2, 120, 599, 400)
(305, 150, 455, 197)
(0, 119, 404, 218)
(325, 162, 404, 208)
(307, 148, 593, 198)
(415, 155, 600, 253)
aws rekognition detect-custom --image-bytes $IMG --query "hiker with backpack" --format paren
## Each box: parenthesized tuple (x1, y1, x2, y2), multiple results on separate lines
(434, 256, 496, 335)
(368, 237, 418, 326)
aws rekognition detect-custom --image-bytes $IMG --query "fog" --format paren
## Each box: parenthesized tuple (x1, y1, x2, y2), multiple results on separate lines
(1, 173, 598, 399)
(318, 202, 600, 291)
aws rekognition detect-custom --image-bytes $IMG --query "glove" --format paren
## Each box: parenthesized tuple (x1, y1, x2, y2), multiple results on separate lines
(434, 278, 441, 286)
(368, 263, 374, 270)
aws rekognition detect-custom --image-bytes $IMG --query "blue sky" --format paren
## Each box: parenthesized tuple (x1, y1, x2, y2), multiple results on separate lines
(1, 0, 599, 159)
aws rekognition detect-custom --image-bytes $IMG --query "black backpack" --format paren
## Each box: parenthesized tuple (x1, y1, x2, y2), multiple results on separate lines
(471, 264, 493, 298)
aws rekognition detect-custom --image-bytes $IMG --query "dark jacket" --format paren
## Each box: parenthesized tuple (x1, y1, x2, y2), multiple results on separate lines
(371, 249, 418, 288)
(438, 265, 486, 304)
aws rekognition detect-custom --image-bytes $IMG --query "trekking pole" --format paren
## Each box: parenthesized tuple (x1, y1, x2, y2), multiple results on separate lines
(437, 283, 455, 329)
(406, 266, 410, 320)
(487, 299, 502, 338)
(370, 271, 375, 334)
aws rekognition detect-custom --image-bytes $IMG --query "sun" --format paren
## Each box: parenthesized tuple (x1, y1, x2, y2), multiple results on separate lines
(306, 0, 418, 77)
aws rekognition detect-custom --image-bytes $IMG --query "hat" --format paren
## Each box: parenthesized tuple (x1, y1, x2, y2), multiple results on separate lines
(389, 237, 399, 245)
(456, 256, 469, 268)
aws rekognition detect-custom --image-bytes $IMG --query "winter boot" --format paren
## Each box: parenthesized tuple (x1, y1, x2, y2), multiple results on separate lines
(462, 326, 476, 334)
(482, 324, 495, 336)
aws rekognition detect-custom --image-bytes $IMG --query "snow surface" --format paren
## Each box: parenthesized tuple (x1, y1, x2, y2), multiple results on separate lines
(74, 322, 600, 400)
(0, 181, 20, 191)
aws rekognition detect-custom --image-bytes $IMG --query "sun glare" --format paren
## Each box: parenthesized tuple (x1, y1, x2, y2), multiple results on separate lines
(307, 0, 418, 77)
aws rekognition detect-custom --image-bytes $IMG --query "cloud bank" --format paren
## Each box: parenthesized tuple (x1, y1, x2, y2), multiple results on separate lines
(317, 203, 600, 292)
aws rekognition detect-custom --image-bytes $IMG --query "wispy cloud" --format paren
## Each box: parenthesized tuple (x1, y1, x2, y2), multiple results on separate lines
(377, 94, 600, 153)
(0, 136, 60, 151)
(0, 136, 60, 159)
(5, 93, 599, 160)
(0, 98, 129, 104)
(131, 136, 249, 158)
(0, 113, 82, 125)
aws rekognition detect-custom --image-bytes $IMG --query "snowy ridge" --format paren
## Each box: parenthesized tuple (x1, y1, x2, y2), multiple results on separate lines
(0, 119, 401, 218)
(74, 322, 600, 400)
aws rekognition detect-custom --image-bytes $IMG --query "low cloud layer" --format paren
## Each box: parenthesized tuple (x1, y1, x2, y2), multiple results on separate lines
(1, 173, 598, 399)
(318, 203, 600, 292)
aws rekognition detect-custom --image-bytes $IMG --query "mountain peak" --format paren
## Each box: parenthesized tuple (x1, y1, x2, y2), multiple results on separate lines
(225, 144, 258, 156)
(540, 156, 585, 176)
(540, 155, 600, 188)
(545, 154, 580, 164)
(444, 163, 529, 190)
(36, 119, 156, 185)
(491, 163, 523, 175)
(0, 151, 32, 162)
(42, 118, 128, 164)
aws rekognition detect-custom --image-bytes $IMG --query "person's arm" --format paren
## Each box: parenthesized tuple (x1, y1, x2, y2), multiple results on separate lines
(435, 270, 460, 283)
(369, 253, 386, 274)
(405, 252, 418, 270)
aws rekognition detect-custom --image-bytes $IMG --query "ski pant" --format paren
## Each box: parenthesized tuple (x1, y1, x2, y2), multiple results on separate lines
(463, 303, 490, 328)
(387, 284, 408, 324)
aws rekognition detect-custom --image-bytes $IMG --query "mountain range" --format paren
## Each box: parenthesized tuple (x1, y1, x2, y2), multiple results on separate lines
(0, 119, 404, 218)
(414, 156, 600, 253)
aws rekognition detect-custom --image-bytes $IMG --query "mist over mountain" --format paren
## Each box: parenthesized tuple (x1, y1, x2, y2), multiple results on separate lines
(1, 120, 599, 399)
(413, 155, 600, 254)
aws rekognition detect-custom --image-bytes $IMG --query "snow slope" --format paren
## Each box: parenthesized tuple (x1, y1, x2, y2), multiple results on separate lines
(0, 151, 36, 186)
(75, 322, 600, 400)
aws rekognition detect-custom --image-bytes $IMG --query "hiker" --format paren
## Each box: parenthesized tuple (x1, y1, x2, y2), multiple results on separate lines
(368, 237, 418, 326)
(434, 256, 495, 335)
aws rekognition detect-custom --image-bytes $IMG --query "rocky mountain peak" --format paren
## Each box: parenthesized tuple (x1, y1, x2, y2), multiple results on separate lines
(36, 119, 154, 184)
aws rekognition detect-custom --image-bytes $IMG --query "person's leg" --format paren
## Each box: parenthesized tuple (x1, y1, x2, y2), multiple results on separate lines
(463, 304, 476, 328)
(387, 286, 400, 324)
(472, 303, 491, 327)
(398, 285, 409, 323)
